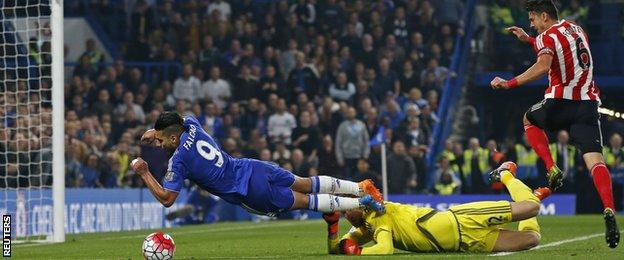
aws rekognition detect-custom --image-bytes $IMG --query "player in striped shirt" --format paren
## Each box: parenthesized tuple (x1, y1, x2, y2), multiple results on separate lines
(489, 0, 619, 248)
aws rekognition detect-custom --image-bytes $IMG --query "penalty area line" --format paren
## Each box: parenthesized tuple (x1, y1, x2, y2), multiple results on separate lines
(489, 229, 623, 256)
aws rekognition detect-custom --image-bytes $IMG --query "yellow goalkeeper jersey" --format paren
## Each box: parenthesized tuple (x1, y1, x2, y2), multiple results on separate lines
(336, 202, 460, 254)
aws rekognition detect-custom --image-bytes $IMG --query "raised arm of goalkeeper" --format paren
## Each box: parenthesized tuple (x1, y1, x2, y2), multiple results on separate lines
(323, 212, 394, 255)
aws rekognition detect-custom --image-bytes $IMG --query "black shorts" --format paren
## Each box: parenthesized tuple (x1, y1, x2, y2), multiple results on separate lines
(525, 98, 603, 154)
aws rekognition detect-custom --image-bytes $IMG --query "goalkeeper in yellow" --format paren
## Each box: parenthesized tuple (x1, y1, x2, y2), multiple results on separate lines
(323, 161, 552, 255)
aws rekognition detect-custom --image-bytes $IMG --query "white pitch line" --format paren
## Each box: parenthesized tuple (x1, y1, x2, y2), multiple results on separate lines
(490, 230, 623, 256)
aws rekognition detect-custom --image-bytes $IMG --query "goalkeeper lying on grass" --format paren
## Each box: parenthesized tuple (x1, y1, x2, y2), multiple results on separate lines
(323, 162, 552, 255)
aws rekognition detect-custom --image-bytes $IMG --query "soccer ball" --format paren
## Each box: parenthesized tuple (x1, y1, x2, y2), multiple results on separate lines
(142, 231, 176, 260)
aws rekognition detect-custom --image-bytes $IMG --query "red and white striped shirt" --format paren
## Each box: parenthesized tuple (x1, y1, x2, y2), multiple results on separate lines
(533, 20, 600, 103)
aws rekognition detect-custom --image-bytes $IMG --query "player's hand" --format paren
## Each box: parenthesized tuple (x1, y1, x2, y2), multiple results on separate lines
(323, 212, 340, 225)
(131, 157, 149, 175)
(490, 76, 509, 90)
(340, 239, 362, 255)
(140, 129, 157, 145)
(506, 26, 530, 43)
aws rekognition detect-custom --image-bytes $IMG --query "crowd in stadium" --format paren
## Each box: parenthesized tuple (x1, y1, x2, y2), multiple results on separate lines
(1, 1, 621, 205)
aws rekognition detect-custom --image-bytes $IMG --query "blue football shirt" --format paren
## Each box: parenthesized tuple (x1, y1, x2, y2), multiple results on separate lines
(162, 116, 251, 204)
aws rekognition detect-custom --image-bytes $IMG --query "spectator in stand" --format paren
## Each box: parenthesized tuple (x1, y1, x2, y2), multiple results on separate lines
(268, 98, 297, 145)
(198, 103, 223, 138)
(287, 52, 319, 101)
(604, 134, 624, 170)
(560, 0, 589, 27)
(373, 58, 400, 97)
(173, 63, 201, 103)
(420, 58, 449, 93)
(272, 139, 291, 162)
(461, 137, 489, 194)
(387, 140, 418, 194)
(114, 91, 145, 124)
(409, 144, 429, 192)
(357, 34, 377, 69)
(290, 0, 316, 27)
(207, 0, 231, 22)
(381, 98, 405, 129)
(399, 60, 420, 95)
(232, 65, 258, 102)
(317, 135, 342, 178)
(81, 38, 105, 65)
(258, 65, 286, 102)
(434, 171, 461, 196)
(77, 154, 102, 188)
(91, 89, 115, 117)
(291, 149, 312, 177)
(335, 106, 370, 180)
(198, 35, 221, 69)
(329, 71, 356, 102)
(354, 158, 380, 184)
(550, 131, 578, 193)
(403, 117, 428, 147)
(404, 88, 428, 110)
(200, 66, 231, 110)
(291, 111, 320, 158)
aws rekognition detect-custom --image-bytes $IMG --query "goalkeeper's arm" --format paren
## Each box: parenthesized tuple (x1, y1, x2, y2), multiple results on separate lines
(324, 212, 379, 255)
(323, 212, 341, 254)
(360, 229, 394, 255)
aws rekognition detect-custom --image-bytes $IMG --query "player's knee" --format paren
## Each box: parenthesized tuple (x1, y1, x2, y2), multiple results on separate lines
(524, 232, 540, 249)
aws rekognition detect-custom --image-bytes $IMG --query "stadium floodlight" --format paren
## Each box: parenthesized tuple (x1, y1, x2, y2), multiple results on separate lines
(0, 0, 64, 243)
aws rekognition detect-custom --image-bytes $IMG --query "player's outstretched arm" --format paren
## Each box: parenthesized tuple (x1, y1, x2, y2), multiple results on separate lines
(506, 26, 535, 45)
(131, 157, 179, 207)
(491, 54, 552, 89)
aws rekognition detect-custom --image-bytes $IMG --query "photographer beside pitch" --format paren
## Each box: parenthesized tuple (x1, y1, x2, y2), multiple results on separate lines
(322, 162, 550, 255)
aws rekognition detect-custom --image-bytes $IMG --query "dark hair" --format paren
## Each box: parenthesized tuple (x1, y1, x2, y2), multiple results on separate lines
(525, 0, 559, 20)
(154, 112, 184, 132)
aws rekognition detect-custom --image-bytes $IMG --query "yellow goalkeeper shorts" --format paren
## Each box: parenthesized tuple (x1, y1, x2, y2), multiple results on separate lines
(449, 200, 512, 253)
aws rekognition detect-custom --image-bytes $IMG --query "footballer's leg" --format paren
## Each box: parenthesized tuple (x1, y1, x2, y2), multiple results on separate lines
(490, 162, 542, 233)
(523, 101, 564, 190)
(290, 191, 383, 213)
(268, 167, 383, 213)
(290, 175, 383, 203)
(571, 108, 620, 248)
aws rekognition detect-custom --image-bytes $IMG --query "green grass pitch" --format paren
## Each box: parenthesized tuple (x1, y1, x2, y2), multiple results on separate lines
(13, 215, 624, 259)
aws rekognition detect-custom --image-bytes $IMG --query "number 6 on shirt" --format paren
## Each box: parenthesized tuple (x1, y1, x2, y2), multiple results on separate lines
(197, 140, 224, 167)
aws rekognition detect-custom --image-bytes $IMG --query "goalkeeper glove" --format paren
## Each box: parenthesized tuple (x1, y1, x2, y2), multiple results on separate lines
(340, 239, 362, 255)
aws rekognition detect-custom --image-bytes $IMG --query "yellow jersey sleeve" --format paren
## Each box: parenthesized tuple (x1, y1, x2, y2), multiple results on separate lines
(361, 226, 394, 255)
(342, 226, 373, 245)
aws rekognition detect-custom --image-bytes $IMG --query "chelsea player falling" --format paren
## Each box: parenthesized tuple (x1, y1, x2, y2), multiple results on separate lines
(130, 112, 384, 216)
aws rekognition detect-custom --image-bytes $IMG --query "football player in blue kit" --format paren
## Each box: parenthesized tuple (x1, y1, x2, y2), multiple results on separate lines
(130, 112, 384, 217)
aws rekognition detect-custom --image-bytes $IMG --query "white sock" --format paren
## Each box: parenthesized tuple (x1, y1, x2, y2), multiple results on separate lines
(307, 194, 362, 213)
(310, 176, 360, 196)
